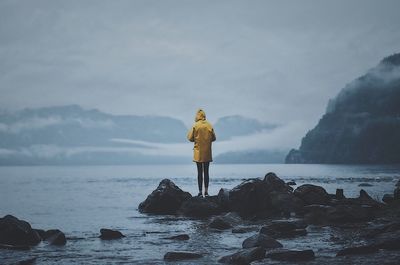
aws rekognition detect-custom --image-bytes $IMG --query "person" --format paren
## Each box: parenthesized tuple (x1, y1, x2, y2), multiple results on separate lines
(187, 109, 216, 197)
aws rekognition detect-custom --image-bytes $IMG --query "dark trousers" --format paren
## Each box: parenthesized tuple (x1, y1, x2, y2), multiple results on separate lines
(196, 162, 209, 192)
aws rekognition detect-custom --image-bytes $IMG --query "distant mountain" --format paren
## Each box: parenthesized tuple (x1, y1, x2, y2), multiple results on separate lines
(214, 115, 277, 140)
(215, 149, 288, 164)
(286, 53, 400, 164)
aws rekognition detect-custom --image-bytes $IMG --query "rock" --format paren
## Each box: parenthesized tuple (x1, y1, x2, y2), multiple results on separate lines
(228, 178, 270, 217)
(303, 205, 333, 224)
(268, 191, 304, 216)
(163, 234, 189, 240)
(209, 212, 241, 230)
(33, 229, 46, 240)
(44, 229, 66, 245)
(394, 187, 400, 200)
(0, 215, 41, 247)
(179, 196, 222, 217)
(163, 251, 203, 261)
(304, 204, 375, 224)
(264, 172, 292, 192)
(138, 179, 191, 215)
(294, 184, 330, 205)
(99, 228, 125, 240)
(232, 227, 258, 234)
(286, 181, 296, 186)
(336, 189, 345, 200)
(374, 230, 400, 250)
(16, 257, 37, 265)
(336, 245, 379, 256)
(358, 183, 373, 187)
(266, 249, 315, 261)
(396, 180, 400, 187)
(217, 188, 231, 211)
(0, 243, 31, 250)
(358, 189, 383, 207)
(218, 247, 266, 264)
(382, 194, 394, 204)
(260, 220, 308, 238)
(242, 233, 282, 249)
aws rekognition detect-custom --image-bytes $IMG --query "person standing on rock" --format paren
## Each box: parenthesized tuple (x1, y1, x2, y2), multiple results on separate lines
(187, 109, 216, 198)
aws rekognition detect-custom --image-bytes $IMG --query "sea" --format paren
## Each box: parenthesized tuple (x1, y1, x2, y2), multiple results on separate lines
(1, 164, 400, 264)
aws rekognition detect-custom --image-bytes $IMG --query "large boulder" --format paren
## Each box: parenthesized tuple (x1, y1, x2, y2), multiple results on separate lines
(229, 178, 270, 217)
(218, 247, 266, 264)
(138, 179, 191, 214)
(394, 187, 400, 200)
(0, 215, 41, 246)
(179, 196, 222, 218)
(304, 204, 375, 224)
(268, 191, 304, 216)
(264, 172, 292, 192)
(294, 184, 330, 205)
(242, 233, 283, 249)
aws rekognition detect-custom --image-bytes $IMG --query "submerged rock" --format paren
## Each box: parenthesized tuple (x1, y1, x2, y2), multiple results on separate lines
(242, 233, 282, 249)
(336, 245, 379, 256)
(99, 228, 125, 240)
(294, 184, 330, 205)
(163, 251, 203, 261)
(138, 179, 191, 215)
(266, 249, 315, 261)
(44, 229, 66, 245)
(163, 234, 189, 240)
(218, 247, 266, 264)
(0, 215, 41, 247)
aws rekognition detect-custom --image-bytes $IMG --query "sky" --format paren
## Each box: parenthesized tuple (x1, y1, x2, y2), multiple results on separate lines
(1, 0, 400, 151)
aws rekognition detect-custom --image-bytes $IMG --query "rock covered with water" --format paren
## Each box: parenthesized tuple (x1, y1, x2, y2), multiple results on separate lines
(163, 251, 203, 261)
(0, 215, 41, 247)
(138, 179, 191, 214)
(260, 220, 308, 238)
(266, 249, 315, 261)
(242, 233, 283, 249)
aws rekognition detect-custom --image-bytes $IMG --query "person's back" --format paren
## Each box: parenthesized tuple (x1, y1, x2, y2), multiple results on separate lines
(187, 109, 216, 197)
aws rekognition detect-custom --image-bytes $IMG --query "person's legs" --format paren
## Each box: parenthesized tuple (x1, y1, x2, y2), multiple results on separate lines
(196, 162, 203, 195)
(203, 162, 210, 195)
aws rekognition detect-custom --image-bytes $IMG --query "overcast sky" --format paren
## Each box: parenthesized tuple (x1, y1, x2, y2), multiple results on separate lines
(1, 0, 400, 138)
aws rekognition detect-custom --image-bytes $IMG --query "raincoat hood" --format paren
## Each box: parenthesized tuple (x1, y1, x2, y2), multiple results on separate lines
(195, 109, 206, 122)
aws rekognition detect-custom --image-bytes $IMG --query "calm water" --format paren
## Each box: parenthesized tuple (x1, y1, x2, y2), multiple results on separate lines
(1, 164, 400, 264)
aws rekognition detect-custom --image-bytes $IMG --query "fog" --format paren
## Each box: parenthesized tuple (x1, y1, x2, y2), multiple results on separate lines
(1, 0, 400, 160)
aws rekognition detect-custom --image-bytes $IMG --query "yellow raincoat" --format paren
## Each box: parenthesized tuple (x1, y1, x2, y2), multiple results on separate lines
(187, 109, 216, 162)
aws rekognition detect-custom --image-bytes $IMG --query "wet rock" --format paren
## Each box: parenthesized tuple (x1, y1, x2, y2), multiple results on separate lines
(264, 172, 292, 192)
(16, 257, 37, 265)
(242, 233, 282, 249)
(232, 227, 258, 234)
(209, 212, 241, 230)
(304, 204, 375, 224)
(266, 249, 315, 261)
(138, 179, 191, 215)
(396, 180, 400, 187)
(336, 189, 345, 200)
(374, 230, 400, 250)
(336, 245, 379, 256)
(218, 247, 266, 264)
(286, 181, 296, 186)
(179, 196, 222, 217)
(163, 251, 203, 261)
(358, 189, 383, 208)
(44, 229, 66, 245)
(33, 229, 46, 240)
(217, 188, 231, 211)
(0, 215, 41, 247)
(382, 194, 394, 204)
(163, 234, 189, 240)
(260, 220, 308, 238)
(0, 243, 31, 250)
(358, 183, 373, 187)
(229, 178, 270, 217)
(269, 191, 304, 216)
(394, 187, 400, 200)
(99, 228, 125, 240)
(294, 184, 330, 205)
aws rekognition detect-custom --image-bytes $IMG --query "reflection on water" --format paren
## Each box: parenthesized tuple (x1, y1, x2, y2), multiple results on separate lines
(0, 164, 399, 264)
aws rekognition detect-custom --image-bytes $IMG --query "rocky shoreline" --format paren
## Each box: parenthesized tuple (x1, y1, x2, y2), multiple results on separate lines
(1, 172, 400, 264)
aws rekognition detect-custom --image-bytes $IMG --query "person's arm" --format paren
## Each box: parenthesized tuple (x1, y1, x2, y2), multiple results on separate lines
(211, 128, 216, 142)
(187, 127, 195, 142)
